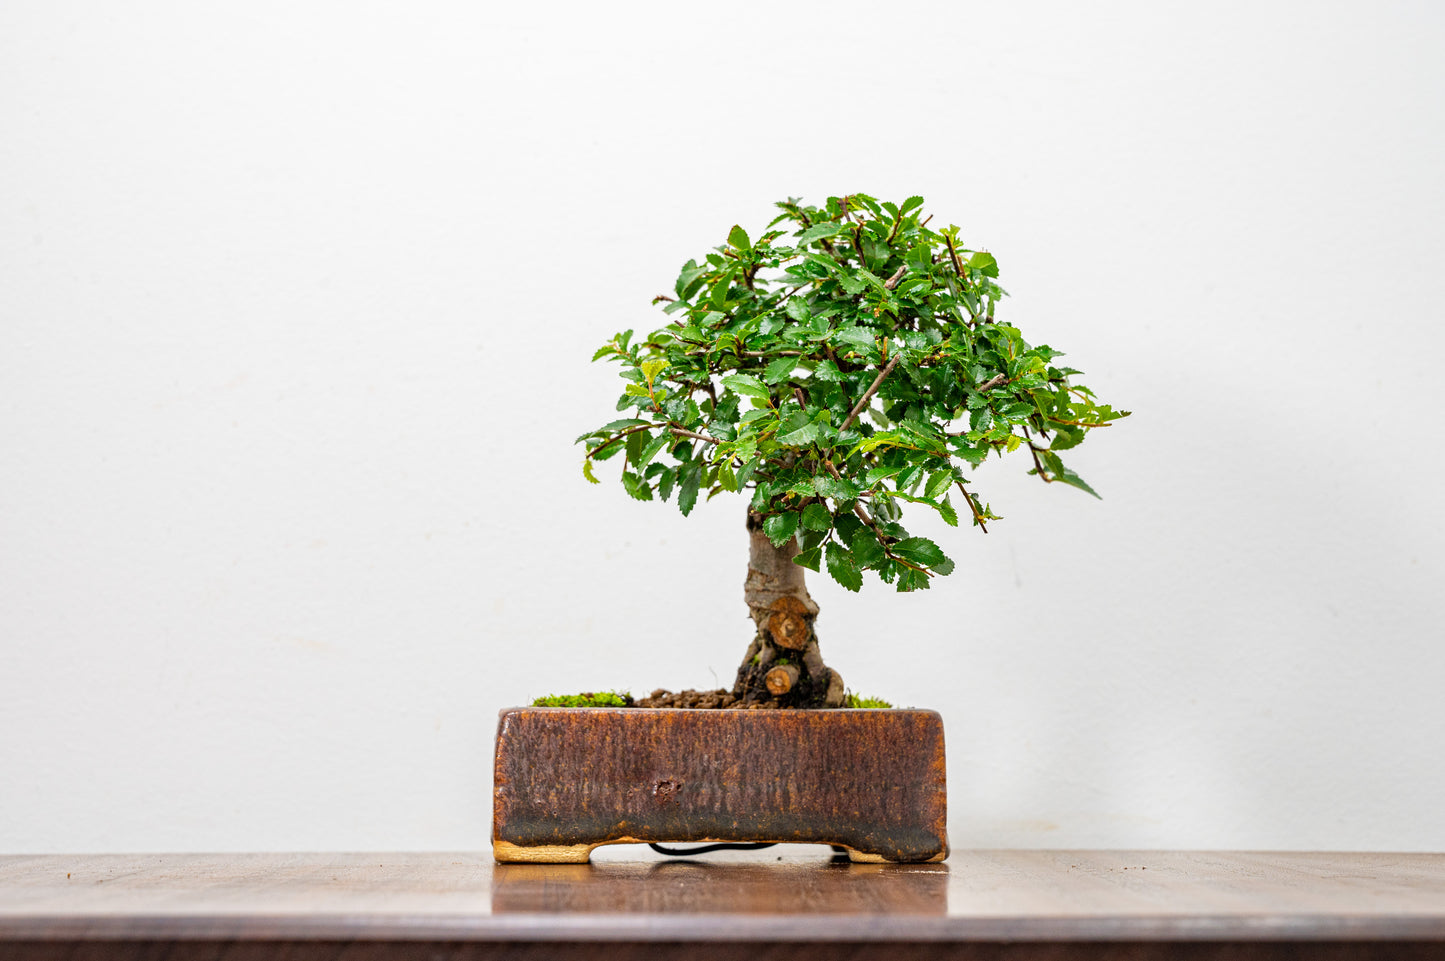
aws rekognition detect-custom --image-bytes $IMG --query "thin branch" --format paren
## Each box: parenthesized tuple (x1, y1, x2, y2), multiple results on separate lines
(669, 426, 718, 445)
(883, 265, 908, 290)
(955, 481, 989, 533)
(840, 354, 901, 433)
(587, 422, 660, 457)
(976, 373, 1008, 392)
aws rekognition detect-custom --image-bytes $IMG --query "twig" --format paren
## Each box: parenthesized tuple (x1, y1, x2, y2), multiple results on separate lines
(883, 265, 907, 290)
(840, 354, 901, 432)
(976, 373, 1007, 392)
(587, 422, 661, 457)
(955, 482, 989, 533)
(669, 426, 718, 445)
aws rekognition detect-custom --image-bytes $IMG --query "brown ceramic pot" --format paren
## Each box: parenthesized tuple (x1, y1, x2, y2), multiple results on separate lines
(491, 706, 947, 863)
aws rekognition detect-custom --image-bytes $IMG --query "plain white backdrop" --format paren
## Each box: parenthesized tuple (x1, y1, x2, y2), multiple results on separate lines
(2, 0, 1443, 854)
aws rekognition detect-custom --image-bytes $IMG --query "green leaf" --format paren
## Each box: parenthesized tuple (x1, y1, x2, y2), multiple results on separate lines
(784, 298, 811, 323)
(967, 251, 997, 273)
(825, 542, 863, 592)
(711, 267, 735, 309)
(813, 474, 861, 500)
(763, 511, 800, 547)
(801, 503, 833, 531)
(797, 223, 845, 244)
(717, 462, 738, 492)
(937, 496, 959, 527)
(891, 537, 954, 575)
(678, 462, 702, 516)
(640, 358, 668, 385)
(588, 418, 651, 437)
(763, 356, 797, 384)
(621, 471, 653, 501)
(832, 327, 877, 352)
(792, 546, 822, 572)
(970, 406, 992, 432)
(625, 430, 646, 466)
(583, 459, 600, 484)
(728, 224, 751, 251)
(1056, 466, 1101, 498)
(722, 373, 771, 400)
(776, 421, 821, 446)
(925, 469, 953, 501)
(637, 434, 668, 470)
(850, 532, 886, 569)
(899, 195, 925, 215)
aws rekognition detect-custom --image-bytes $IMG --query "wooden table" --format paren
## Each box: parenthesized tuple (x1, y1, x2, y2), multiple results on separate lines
(2, 850, 1443, 959)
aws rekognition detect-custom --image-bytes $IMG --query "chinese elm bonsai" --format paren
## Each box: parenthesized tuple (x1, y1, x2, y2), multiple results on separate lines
(578, 194, 1126, 710)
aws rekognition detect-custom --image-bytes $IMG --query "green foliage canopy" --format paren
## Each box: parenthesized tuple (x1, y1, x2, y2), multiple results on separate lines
(579, 194, 1127, 593)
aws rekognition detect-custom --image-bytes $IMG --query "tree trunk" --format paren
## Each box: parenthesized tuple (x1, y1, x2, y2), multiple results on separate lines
(733, 510, 846, 708)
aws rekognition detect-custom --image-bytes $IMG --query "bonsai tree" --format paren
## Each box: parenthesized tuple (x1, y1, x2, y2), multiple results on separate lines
(579, 194, 1126, 709)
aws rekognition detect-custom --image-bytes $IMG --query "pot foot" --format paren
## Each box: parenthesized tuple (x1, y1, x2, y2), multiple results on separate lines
(492, 838, 948, 864)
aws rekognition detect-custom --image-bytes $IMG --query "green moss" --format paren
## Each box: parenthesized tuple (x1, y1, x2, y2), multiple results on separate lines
(845, 693, 894, 709)
(531, 691, 632, 708)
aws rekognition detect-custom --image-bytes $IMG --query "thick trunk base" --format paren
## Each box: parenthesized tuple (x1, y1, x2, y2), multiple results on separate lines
(733, 512, 845, 708)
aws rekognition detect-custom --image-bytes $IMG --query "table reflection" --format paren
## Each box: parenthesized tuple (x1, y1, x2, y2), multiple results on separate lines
(492, 854, 949, 916)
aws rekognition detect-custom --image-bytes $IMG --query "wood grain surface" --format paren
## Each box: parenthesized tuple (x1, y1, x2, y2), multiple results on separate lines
(492, 707, 948, 862)
(2, 850, 1443, 960)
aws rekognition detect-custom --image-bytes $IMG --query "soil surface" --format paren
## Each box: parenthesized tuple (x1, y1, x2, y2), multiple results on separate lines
(634, 688, 789, 710)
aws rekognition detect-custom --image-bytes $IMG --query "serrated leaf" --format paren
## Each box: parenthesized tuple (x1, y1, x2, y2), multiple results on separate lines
(801, 503, 833, 531)
(850, 532, 886, 569)
(728, 224, 751, 251)
(590, 418, 651, 436)
(717, 462, 738, 492)
(784, 298, 811, 322)
(967, 251, 997, 272)
(825, 542, 863, 592)
(641, 358, 668, 385)
(925, 469, 953, 501)
(899, 195, 925, 215)
(865, 465, 904, 485)
(763, 356, 797, 384)
(711, 267, 735, 309)
(583, 459, 600, 484)
(1043, 452, 1101, 499)
(891, 536, 954, 575)
(625, 430, 646, 466)
(776, 421, 821, 446)
(721, 373, 771, 400)
(621, 471, 653, 501)
(937, 496, 959, 527)
(970, 406, 992, 432)
(792, 546, 822, 572)
(832, 327, 877, 351)
(678, 462, 702, 516)
(637, 434, 668, 470)
(814, 475, 862, 500)
(763, 511, 800, 547)
(797, 223, 845, 244)
(811, 359, 841, 382)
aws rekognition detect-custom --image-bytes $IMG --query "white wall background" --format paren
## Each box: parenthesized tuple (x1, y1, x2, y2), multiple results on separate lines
(3, 0, 1443, 854)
